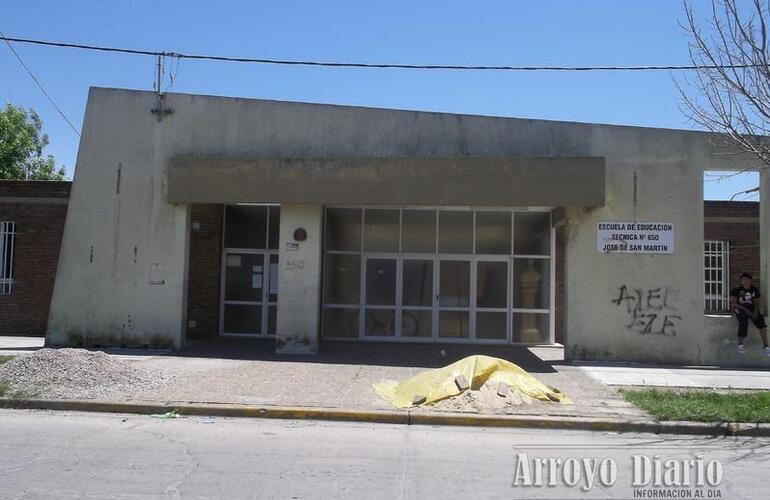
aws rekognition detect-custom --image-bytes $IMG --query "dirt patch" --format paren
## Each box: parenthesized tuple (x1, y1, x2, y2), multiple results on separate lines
(0, 348, 173, 400)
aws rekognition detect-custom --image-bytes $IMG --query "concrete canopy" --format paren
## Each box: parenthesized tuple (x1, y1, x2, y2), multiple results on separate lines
(167, 156, 606, 206)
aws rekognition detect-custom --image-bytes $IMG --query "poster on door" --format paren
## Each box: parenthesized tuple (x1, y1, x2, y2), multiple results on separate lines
(597, 221, 674, 254)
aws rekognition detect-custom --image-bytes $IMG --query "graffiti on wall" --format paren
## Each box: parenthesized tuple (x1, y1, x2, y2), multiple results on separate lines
(611, 285, 681, 335)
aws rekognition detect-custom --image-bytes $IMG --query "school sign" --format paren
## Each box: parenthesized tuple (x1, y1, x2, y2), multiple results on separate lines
(597, 222, 675, 254)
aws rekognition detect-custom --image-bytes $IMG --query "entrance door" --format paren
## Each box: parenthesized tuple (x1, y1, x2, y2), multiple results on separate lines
(401, 259, 434, 339)
(220, 204, 279, 336)
(362, 257, 397, 337)
(320, 207, 553, 344)
(437, 259, 471, 339)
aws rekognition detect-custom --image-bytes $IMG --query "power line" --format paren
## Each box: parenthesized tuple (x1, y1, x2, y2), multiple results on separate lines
(0, 32, 81, 136)
(1, 34, 767, 72)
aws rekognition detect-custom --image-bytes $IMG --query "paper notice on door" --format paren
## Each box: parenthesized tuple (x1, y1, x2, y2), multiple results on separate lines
(226, 255, 242, 267)
(252, 265, 263, 272)
(252, 273, 263, 289)
(269, 262, 279, 294)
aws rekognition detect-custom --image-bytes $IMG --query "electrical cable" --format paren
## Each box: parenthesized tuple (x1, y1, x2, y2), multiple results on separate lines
(1, 35, 765, 72)
(1, 32, 81, 136)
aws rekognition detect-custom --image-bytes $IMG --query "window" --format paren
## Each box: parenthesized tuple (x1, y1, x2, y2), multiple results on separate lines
(321, 207, 553, 343)
(0, 222, 15, 294)
(704, 240, 730, 312)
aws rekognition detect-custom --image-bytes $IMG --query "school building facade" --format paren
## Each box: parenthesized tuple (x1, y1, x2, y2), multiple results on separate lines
(2, 87, 768, 366)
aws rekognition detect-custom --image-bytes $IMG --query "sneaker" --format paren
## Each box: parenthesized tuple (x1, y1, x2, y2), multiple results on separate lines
(737, 344, 746, 354)
(763, 347, 770, 357)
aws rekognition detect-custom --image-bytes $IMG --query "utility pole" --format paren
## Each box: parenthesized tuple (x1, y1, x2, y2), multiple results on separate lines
(154, 54, 163, 93)
(150, 54, 173, 121)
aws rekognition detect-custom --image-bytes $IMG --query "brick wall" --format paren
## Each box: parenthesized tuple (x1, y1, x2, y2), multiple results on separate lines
(186, 204, 223, 338)
(0, 181, 70, 336)
(704, 201, 760, 312)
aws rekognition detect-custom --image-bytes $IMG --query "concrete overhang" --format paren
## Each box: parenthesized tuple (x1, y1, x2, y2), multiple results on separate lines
(167, 156, 606, 206)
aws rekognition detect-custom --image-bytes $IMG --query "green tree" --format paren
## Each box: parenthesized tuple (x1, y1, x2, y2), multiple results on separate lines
(0, 103, 66, 180)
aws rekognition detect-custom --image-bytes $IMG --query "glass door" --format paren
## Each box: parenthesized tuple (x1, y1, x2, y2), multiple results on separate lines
(437, 259, 471, 339)
(362, 257, 397, 337)
(401, 259, 434, 338)
(220, 204, 280, 336)
(320, 207, 553, 344)
(223, 252, 265, 334)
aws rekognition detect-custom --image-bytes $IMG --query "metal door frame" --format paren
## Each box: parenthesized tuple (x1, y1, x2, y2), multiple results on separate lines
(219, 204, 280, 337)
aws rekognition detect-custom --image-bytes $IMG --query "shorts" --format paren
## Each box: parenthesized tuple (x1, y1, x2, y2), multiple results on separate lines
(735, 310, 768, 338)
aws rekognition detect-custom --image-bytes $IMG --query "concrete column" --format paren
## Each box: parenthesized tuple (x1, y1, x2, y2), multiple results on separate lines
(276, 204, 323, 354)
(761, 170, 770, 310)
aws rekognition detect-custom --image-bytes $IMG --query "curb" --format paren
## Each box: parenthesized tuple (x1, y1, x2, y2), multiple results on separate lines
(2, 398, 769, 436)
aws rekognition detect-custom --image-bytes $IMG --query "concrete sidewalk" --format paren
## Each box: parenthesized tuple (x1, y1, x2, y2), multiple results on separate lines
(110, 355, 645, 421)
(577, 362, 770, 390)
(5, 336, 768, 428)
(0, 336, 646, 421)
(0, 336, 43, 355)
(4, 336, 769, 393)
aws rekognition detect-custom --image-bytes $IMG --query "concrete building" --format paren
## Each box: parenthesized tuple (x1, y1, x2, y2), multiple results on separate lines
(37, 87, 770, 366)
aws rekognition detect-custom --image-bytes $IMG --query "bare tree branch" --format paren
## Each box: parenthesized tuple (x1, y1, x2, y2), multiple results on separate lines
(680, 0, 770, 167)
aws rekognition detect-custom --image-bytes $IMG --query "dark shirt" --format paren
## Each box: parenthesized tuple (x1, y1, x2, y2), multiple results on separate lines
(731, 285, 761, 312)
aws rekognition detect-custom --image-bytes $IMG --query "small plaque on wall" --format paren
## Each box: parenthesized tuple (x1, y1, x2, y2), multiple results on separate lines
(149, 262, 165, 284)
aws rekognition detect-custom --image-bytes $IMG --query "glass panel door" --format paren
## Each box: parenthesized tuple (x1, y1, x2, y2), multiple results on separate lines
(402, 259, 434, 338)
(319, 206, 553, 344)
(220, 204, 280, 337)
(222, 251, 279, 335)
(223, 253, 265, 334)
(438, 259, 471, 338)
(363, 257, 397, 336)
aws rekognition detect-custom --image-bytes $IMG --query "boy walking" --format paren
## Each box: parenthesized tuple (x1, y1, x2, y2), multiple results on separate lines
(730, 272, 770, 355)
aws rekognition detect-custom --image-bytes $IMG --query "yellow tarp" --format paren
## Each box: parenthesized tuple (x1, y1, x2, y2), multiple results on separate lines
(373, 355, 571, 408)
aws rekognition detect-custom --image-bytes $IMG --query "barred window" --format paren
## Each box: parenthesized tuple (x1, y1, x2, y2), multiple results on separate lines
(704, 240, 729, 311)
(0, 222, 16, 294)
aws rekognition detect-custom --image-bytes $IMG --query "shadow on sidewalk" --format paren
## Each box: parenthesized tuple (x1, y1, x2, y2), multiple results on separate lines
(172, 337, 559, 373)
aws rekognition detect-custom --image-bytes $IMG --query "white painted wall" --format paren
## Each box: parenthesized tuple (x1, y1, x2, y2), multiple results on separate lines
(47, 90, 190, 348)
(275, 204, 323, 354)
(562, 128, 707, 365)
(702, 315, 768, 366)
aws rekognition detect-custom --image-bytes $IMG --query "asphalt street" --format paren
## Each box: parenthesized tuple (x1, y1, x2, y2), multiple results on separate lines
(0, 409, 767, 499)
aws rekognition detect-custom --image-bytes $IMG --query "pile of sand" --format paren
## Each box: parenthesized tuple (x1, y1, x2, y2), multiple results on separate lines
(429, 380, 536, 413)
(0, 348, 172, 399)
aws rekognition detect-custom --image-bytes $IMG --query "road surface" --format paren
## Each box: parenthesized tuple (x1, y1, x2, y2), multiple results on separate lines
(0, 409, 767, 499)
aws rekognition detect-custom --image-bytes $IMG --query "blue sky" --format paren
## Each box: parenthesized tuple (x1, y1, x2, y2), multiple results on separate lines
(0, 0, 759, 200)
